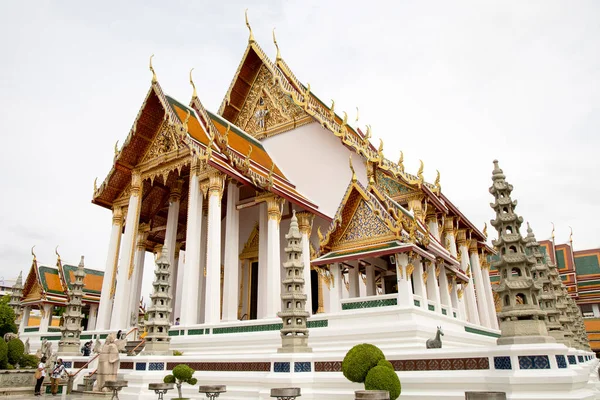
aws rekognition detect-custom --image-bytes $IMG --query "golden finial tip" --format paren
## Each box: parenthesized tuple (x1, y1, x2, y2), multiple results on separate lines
(31, 245, 36, 260)
(355, 107, 359, 122)
(189, 68, 198, 99)
(349, 155, 357, 183)
(245, 9, 255, 43)
(272, 28, 281, 61)
(149, 54, 157, 84)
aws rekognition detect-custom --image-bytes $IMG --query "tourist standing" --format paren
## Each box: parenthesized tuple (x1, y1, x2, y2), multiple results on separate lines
(34, 356, 47, 396)
(50, 358, 66, 396)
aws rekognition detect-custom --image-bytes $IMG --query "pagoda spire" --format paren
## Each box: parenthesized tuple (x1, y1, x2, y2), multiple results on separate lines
(8, 271, 24, 327)
(58, 256, 86, 355)
(488, 160, 554, 345)
(141, 250, 172, 355)
(524, 223, 565, 343)
(277, 210, 311, 353)
(546, 254, 575, 348)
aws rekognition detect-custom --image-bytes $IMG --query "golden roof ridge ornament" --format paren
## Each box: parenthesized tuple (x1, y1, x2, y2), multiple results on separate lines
(355, 107, 359, 123)
(149, 54, 157, 84)
(551, 222, 555, 242)
(569, 226, 573, 246)
(483, 222, 488, 239)
(55, 246, 61, 263)
(272, 28, 281, 62)
(330, 100, 335, 118)
(183, 109, 191, 132)
(190, 68, 198, 99)
(398, 151, 404, 172)
(434, 170, 441, 192)
(377, 138, 384, 160)
(349, 155, 357, 183)
(245, 9, 255, 44)
(114, 140, 119, 156)
(417, 160, 424, 185)
(31, 245, 36, 261)
(93, 177, 98, 193)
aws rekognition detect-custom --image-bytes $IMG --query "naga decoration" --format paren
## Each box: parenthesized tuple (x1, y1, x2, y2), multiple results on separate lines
(149, 54, 157, 84)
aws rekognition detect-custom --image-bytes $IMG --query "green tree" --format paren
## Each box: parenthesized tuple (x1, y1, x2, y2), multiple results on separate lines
(7, 338, 24, 366)
(164, 364, 197, 399)
(0, 338, 8, 369)
(0, 295, 17, 338)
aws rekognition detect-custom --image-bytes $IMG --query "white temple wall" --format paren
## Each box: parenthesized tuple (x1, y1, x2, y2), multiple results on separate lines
(262, 122, 368, 218)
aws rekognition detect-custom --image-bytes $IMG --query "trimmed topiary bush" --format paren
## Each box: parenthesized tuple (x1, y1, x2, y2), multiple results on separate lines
(19, 354, 39, 369)
(164, 364, 198, 399)
(377, 359, 394, 371)
(7, 338, 24, 366)
(342, 343, 385, 383)
(365, 365, 401, 400)
(0, 338, 7, 369)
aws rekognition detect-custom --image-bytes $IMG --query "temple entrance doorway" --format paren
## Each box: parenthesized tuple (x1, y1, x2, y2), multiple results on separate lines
(310, 269, 318, 314)
(249, 261, 259, 320)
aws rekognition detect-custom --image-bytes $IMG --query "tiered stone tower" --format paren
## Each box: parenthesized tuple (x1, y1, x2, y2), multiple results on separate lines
(278, 210, 311, 353)
(489, 160, 553, 345)
(58, 256, 85, 355)
(547, 255, 575, 347)
(9, 272, 23, 326)
(524, 224, 565, 343)
(142, 252, 172, 355)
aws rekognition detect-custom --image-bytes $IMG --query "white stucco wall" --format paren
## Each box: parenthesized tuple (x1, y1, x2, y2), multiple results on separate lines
(261, 122, 368, 218)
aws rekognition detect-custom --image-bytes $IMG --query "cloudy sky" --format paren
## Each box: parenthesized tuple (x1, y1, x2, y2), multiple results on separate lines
(0, 1, 598, 300)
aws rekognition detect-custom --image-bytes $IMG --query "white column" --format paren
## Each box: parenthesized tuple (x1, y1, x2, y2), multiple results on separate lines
(326, 263, 343, 312)
(412, 257, 428, 310)
(19, 306, 30, 334)
(438, 265, 452, 314)
(111, 170, 143, 330)
(257, 203, 268, 319)
(96, 206, 124, 330)
(366, 265, 376, 296)
(173, 244, 183, 322)
(349, 265, 360, 298)
(180, 160, 204, 325)
(39, 304, 53, 333)
(165, 180, 183, 312)
(396, 254, 414, 307)
(87, 304, 98, 331)
(593, 304, 600, 318)
(127, 224, 149, 328)
(198, 209, 208, 323)
(458, 233, 480, 325)
(297, 212, 314, 315)
(265, 195, 284, 318)
(427, 214, 441, 242)
(481, 259, 499, 329)
(425, 261, 442, 313)
(204, 170, 224, 324)
(222, 181, 240, 322)
(450, 277, 462, 319)
(469, 242, 491, 327)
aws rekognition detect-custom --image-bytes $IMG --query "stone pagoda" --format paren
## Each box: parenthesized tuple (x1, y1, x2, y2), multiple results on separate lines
(489, 160, 553, 345)
(8, 271, 24, 326)
(524, 224, 565, 343)
(141, 251, 172, 355)
(277, 210, 311, 353)
(58, 256, 86, 355)
(547, 255, 575, 347)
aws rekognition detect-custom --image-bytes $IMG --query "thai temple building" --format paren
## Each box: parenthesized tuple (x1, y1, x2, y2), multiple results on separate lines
(12, 13, 599, 400)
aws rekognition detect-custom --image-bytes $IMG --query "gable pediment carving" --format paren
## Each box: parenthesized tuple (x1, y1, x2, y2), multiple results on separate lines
(142, 121, 180, 163)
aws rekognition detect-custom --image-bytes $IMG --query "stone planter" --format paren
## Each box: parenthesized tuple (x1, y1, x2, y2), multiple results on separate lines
(355, 390, 390, 400)
(271, 387, 301, 399)
(465, 392, 506, 400)
(0, 370, 36, 396)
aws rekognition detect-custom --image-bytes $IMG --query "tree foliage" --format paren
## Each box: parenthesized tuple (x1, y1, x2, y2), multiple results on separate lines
(164, 364, 197, 398)
(0, 338, 7, 369)
(365, 365, 401, 400)
(341, 343, 385, 383)
(0, 295, 17, 338)
(7, 338, 24, 365)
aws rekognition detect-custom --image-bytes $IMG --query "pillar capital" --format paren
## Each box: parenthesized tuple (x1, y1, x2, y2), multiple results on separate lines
(443, 216, 454, 233)
(467, 238, 478, 254)
(456, 229, 468, 246)
(207, 168, 225, 198)
(169, 179, 184, 203)
(425, 207, 438, 224)
(296, 211, 314, 236)
(112, 206, 124, 225)
(262, 194, 285, 222)
(131, 169, 143, 196)
(136, 223, 150, 251)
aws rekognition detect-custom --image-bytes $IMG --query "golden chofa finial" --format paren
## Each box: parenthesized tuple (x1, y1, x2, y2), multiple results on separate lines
(551, 222, 555, 242)
(398, 151, 404, 172)
(183, 109, 191, 132)
(189, 68, 198, 99)
(417, 160, 424, 183)
(149, 54, 157, 84)
(114, 140, 119, 156)
(245, 9, 255, 44)
(272, 28, 281, 61)
(342, 111, 348, 126)
(483, 222, 488, 239)
(349, 155, 357, 183)
(378, 138, 384, 157)
(355, 107, 360, 123)
(569, 226, 573, 245)
(55, 246, 61, 261)
(31, 245, 36, 261)
(93, 177, 98, 193)
(330, 100, 335, 115)
(434, 169, 441, 192)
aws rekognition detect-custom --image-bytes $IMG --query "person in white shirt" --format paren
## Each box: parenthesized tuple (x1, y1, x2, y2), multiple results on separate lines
(50, 358, 67, 396)
(34, 356, 46, 396)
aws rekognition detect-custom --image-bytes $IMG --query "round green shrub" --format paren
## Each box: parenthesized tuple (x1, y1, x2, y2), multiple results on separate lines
(0, 339, 8, 369)
(377, 359, 394, 371)
(172, 364, 195, 383)
(163, 374, 175, 384)
(188, 377, 198, 385)
(365, 365, 401, 400)
(7, 338, 24, 365)
(6, 364, 14, 370)
(342, 343, 385, 383)
(19, 354, 39, 369)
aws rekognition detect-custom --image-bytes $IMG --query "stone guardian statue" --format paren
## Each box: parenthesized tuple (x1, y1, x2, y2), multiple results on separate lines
(94, 333, 120, 392)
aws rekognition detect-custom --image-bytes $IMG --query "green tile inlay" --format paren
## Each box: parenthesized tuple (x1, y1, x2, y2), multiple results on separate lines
(414, 299, 421, 307)
(80, 335, 92, 340)
(428, 304, 435, 311)
(168, 330, 180, 336)
(24, 327, 39, 332)
(464, 326, 501, 338)
(41, 336, 60, 341)
(442, 309, 447, 315)
(99, 334, 108, 339)
(453, 312, 457, 318)
(213, 323, 283, 334)
(342, 298, 397, 310)
(188, 329, 204, 335)
(307, 320, 328, 328)
(48, 327, 61, 333)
